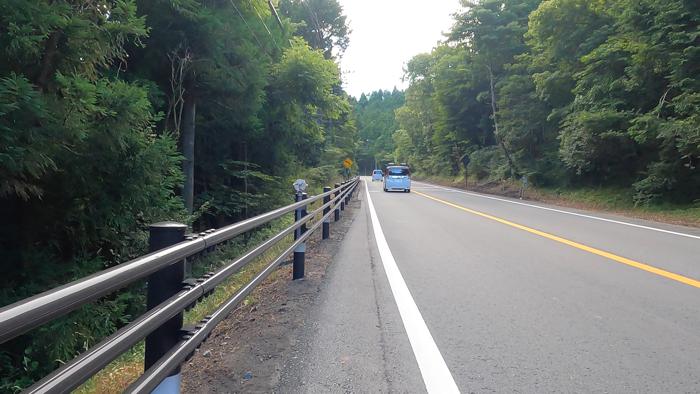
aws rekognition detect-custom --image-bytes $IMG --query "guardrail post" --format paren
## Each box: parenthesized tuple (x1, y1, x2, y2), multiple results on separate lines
(322, 186, 331, 239)
(303, 192, 309, 230)
(293, 193, 306, 280)
(301, 192, 308, 234)
(146, 222, 187, 394)
(340, 184, 345, 211)
(334, 183, 341, 222)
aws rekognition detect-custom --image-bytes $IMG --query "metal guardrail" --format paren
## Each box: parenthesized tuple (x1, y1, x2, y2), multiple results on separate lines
(0, 178, 360, 393)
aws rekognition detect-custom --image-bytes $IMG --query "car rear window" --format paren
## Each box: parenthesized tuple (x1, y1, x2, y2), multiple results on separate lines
(373, 170, 383, 175)
(387, 167, 410, 176)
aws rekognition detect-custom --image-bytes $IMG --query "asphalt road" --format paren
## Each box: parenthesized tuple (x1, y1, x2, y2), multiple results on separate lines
(278, 178, 700, 393)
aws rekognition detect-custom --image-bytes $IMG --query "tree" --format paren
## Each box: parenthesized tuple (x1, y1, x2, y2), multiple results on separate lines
(448, 0, 543, 177)
(354, 89, 405, 171)
(0, 0, 358, 388)
(131, 0, 279, 213)
(0, 1, 185, 388)
(264, 38, 345, 166)
(397, 0, 698, 203)
(279, 0, 350, 59)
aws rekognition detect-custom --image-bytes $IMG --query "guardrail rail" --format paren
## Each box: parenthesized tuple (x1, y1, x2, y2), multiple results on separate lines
(0, 177, 361, 393)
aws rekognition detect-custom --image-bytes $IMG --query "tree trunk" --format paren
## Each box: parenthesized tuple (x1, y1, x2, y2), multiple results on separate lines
(37, 31, 62, 90)
(182, 93, 196, 214)
(487, 65, 517, 178)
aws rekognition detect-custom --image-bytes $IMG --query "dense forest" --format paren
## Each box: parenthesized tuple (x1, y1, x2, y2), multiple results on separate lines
(354, 88, 405, 172)
(393, 0, 699, 205)
(0, 0, 354, 389)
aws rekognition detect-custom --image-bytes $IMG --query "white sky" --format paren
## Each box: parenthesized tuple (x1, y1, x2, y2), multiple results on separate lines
(338, 0, 463, 98)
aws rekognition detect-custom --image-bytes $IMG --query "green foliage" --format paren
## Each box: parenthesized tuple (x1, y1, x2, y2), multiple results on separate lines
(279, 0, 350, 59)
(393, 0, 540, 177)
(0, 0, 186, 389)
(1, 0, 354, 389)
(354, 89, 405, 172)
(395, 0, 699, 204)
(128, 1, 354, 226)
(467, 146, 509, 180)
(272, 38, 340, 108)
(197, 160, 276, 221)
(0, 73, 55, 199)
(264, 38, 351, 174)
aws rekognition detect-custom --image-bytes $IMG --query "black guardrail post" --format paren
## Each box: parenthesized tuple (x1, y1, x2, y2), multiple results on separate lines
(340, 185, 345, 211)
(334, 183, 341, 221)
(301, 192, 308, 234)
(322, 186, 331, 239)
(145, 222, 187, 393)
(302, 192, 309, 231)
(293, 194, 306, 280)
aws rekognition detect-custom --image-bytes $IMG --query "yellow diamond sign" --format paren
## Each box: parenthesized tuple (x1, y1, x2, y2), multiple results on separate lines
(342, 158, 353, 169)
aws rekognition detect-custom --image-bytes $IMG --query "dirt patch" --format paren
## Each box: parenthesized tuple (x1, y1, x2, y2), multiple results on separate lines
(181, 196, 360, 393)
(468, 180, 523, 199)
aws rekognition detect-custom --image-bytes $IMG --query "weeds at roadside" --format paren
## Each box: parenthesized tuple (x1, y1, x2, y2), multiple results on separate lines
(414, 174, 700, 227)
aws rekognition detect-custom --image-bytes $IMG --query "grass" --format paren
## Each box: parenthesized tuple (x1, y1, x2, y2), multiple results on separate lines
(75, 217, 296, 393)
(183, 230, 294, 326)
(535, 186, 700, 226)
(414, 173, 700, 228)
(74, 343, 145, 394)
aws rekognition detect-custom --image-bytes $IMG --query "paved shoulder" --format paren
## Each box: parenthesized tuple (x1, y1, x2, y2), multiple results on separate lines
(276, 183, 424, 393)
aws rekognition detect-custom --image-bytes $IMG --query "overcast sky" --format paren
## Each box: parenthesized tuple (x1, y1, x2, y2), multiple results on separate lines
(338, 0, 463, 98)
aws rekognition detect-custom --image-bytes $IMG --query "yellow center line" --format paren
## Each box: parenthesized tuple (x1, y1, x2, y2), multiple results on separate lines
(413, 190, 700, 289)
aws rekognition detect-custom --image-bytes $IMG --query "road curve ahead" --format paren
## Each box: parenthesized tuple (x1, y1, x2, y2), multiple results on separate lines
(281, 178, 700, 393)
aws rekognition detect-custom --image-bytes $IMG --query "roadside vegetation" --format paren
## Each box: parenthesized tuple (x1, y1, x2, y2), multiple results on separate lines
(76, 217, 295, 393)
(357, 0, 699, 221)
(0, 0, 354, 390)
(413, 173, 700, 227)
(354, 89, 405, 172)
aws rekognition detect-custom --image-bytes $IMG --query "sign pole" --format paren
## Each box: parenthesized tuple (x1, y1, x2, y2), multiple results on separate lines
(460, 154, 470, 190)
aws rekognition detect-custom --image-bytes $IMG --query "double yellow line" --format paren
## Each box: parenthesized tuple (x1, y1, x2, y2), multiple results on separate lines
(414, 191, 700, 289)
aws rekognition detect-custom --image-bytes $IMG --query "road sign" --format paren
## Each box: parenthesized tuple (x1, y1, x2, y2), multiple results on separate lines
(460, 154, 470, 168)
(343, 158, 353, 169)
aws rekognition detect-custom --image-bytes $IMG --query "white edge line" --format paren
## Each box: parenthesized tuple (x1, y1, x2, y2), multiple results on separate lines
(364, 181, 460, 394)
(413, 181, 700, 241)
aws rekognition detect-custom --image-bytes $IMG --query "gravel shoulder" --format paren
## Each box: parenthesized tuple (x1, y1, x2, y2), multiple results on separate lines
(181, 194, 362, 393)
(274, 183, 423, 393)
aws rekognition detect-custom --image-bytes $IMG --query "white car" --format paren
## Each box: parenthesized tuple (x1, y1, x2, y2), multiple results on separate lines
(371, 169, 383, 181)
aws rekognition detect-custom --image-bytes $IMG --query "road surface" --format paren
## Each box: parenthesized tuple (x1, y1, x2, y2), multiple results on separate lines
(277, 178, 700, 393)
